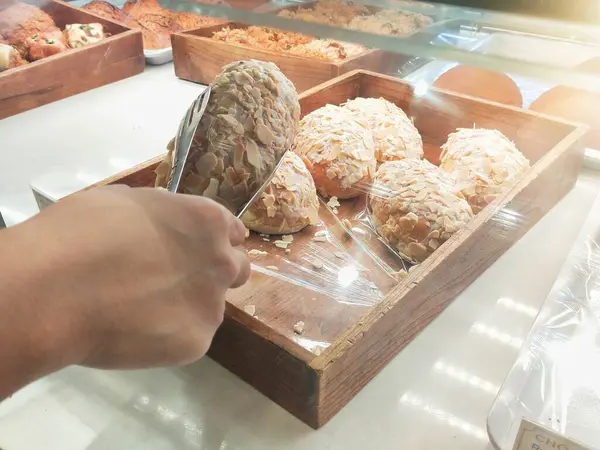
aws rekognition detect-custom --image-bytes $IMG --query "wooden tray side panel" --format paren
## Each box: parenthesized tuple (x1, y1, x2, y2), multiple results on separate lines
(172, 31, 337, 92)
(172, 23, 382, 91)
(209, 305, 320, 428)
(0, 1, 144, 119)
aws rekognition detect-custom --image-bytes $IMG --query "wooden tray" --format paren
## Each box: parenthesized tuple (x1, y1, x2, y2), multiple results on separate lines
(0, 0, 144, 119)
(71, 70, 586, 428)
(171, 21, 384, 92)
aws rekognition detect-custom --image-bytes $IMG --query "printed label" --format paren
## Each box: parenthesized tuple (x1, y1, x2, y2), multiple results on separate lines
(512, 419, 594, 450)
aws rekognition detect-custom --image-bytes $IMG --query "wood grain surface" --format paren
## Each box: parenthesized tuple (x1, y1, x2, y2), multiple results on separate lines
(70, 70, 586, 428)
(0, 0, 144, 119)
(171, 22, 384, 92)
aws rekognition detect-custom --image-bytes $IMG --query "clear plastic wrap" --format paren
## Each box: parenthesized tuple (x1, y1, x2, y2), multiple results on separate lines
(487, 190, 600, 450)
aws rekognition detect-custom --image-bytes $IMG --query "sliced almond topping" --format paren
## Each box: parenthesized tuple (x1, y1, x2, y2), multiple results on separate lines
(243, 304, 256, 316)
(245, 138, 261, 169)
(255, 123, 275, 146)
(248, 249, 268, 256)
(274, 241, 290, 249)
(265, 265, 279, 271)
(195, 152, 218, 177)
(327, 196, 341, 208)
(282, 235, 294, 242)
(293, 321, 305, 335)
(202, 178, 220, 198)
(311, 259, 324, 269)
(314, 230, 327, 237)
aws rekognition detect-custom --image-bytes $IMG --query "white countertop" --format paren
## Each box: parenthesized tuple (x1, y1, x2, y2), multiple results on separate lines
(1, 64, 599, 450)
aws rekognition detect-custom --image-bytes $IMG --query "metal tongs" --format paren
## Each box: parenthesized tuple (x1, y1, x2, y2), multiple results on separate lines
(167, 86, 287, 219)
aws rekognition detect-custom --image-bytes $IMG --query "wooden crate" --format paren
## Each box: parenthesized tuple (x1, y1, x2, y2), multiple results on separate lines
(73, 70, 586, 428)
(0, 0, 144, 119)
(171, 21, 384, 92)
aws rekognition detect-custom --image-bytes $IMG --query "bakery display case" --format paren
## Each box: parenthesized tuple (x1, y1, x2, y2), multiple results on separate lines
(4, 0, 600, 448)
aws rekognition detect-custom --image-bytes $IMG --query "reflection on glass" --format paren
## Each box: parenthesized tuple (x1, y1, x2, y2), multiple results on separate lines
(338, 265, 359, 287)
(497, 297, 538, 318)
(471, 322, 524, 349)
(400, 392, 487, 440)
(433, 360, 500, 395)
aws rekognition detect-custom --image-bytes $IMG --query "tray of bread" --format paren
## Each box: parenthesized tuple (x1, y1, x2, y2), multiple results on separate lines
(71, 0, 270, 64)
(171, 0, 449, 91)
(0, 0, 144, 118)
(64, 62, 586, 429)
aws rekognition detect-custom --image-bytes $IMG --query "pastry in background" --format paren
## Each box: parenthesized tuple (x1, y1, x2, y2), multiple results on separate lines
(27, 29, 67, 60)
(0, 2, 59, 57)
(292, 104, 376, 199)
(81, 0, 130, 23)
(433, 65, 523, 108)
(64, 23, 105, 48)
(241, 152, 319, 234)
(174, 11, 222, 30)
(155, 60, 300, 213)
(0, 41, 27, 70)
(440, 128, 530, 213)
(342, 97, 423, 162)
(528, 58, 600, 149)
(369, 159, 473, 263)
(124, 0, 180, 49)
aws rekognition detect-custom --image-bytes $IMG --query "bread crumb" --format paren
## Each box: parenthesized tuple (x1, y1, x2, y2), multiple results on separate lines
(243, 304, 256, 316)
(334, 252, 344, 259)
(260, 234, 270, 238)
(266, 265, 279, 271)
(248, 249, 268, 256)
(314, 230, 327, 237)
(262, 238, 270, 242)
(394, 270, 408, 280)
(282, 235, 294, 242)
(311, 259, 324, 270)
(293, 321, 305, 335)
(327, 196, 340, 208)
(313, 235, 327, 242)
(342, 218, 352, 230)
(314, 347, 322, 356)
(274, 240, 290, 249)
(285, 249, 291, 254)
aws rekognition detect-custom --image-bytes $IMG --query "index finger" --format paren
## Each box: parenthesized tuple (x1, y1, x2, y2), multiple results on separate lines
(228, 215, 247, 247)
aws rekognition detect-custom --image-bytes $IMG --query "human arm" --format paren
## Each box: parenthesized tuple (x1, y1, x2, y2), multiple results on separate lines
(0, 186, 250, 399)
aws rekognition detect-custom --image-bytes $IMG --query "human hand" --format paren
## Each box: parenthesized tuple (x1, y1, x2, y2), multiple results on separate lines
(17, 185, 250, 370)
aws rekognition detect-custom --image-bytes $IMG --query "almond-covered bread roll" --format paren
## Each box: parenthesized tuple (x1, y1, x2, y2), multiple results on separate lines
(342, 97, 423, 163)
(440, 128, 530, 213)
(369, 159, 473, 263)
(155, 60, 301, 213)
(292, 104, 376, 199)
(241, 152, 319, 234)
